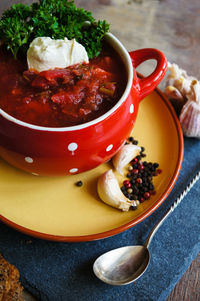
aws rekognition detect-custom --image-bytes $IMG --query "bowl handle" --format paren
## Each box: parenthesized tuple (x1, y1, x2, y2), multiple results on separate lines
(129, 48, 168, 101)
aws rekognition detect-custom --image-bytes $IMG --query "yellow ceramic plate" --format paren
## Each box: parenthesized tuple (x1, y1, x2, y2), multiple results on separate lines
(0, 88, 183, 241)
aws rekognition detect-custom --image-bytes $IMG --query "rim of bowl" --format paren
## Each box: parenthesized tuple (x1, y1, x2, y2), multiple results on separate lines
(0, 33, 133, 132)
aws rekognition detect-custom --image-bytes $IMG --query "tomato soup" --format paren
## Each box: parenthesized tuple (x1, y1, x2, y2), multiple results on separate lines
(0, 45, 127, 127)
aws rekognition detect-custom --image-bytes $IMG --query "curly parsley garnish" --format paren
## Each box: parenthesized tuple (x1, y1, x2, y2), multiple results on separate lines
(0, 0, 110, 59)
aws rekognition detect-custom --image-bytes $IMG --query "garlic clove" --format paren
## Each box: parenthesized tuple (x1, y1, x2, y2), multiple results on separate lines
(179, 100, 200, 139)
(97, 169, 133, 211)
(112, 144, 141, 175)
(165, 85, 186, 115)
(174, 76, 192, 95)
(186, 80, 200, 104)
(165, 86, 184, 100)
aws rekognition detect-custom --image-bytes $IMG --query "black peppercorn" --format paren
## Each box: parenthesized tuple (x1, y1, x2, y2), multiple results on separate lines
(76, 181, 83, 187)
(120, 137, 161, 211)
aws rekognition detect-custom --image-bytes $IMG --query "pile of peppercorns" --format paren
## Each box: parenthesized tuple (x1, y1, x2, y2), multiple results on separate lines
(121, 137, 162, 210)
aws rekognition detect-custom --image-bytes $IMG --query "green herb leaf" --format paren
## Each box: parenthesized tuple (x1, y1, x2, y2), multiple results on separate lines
(0, 0, 109, 59)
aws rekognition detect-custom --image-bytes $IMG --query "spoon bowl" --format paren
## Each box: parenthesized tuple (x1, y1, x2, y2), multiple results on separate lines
(93, 169, 200, 286)
(93, 246, 150, 285)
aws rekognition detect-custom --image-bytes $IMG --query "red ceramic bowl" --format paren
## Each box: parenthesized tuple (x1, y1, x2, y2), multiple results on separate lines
(0, 33, 167, 176)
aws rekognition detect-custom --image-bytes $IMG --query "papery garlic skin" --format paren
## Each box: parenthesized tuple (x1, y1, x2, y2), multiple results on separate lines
(112, 144, 141, 175)
(179, 80, 200, 139)
(179, 81, 200, 140)
(168, 62, 187, 79)
(97, 169, 133, 211)
(179, 101, 200, 139)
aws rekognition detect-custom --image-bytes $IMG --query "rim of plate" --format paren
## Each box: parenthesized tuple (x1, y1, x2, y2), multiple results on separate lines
(0, 83, 184, 242)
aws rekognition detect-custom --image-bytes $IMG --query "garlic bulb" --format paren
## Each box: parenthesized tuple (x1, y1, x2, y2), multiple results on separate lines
(165, 62, 197, 113)
(179, 80, 200, 139)
(179, 101, 200, 139)
(112, 144, 141, 175)
(166, 63, 196, 94)
(97, 169, 133, 211)
(165, 62, 200, 139)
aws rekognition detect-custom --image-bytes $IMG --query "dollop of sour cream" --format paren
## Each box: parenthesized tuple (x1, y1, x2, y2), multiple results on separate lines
(27, 37, 89, 72)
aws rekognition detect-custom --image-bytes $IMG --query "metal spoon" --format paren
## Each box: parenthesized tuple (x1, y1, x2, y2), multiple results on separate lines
(93, 170, 200, 285)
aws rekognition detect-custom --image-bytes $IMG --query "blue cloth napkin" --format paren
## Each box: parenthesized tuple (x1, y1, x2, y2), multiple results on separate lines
(0, 137, 200, 301)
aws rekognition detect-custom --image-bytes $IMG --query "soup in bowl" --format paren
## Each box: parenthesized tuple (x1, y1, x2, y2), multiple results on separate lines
(0, 33, 167, 176)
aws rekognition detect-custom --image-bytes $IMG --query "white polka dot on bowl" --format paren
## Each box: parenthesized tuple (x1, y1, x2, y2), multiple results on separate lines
(130, 104, 134, 114)
(68, 142, 78, 152)
(25, 157, 33, 163)
(69, 168, 78, 173)
(32, 173, 39, 176)
(106, 144, 113, 152)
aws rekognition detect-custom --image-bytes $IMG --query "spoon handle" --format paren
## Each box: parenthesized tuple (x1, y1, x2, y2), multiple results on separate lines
(144, 169, 200, 249)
